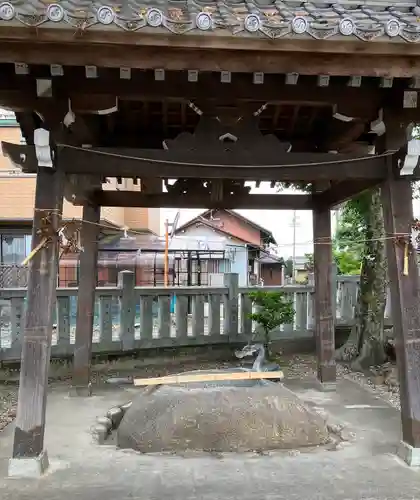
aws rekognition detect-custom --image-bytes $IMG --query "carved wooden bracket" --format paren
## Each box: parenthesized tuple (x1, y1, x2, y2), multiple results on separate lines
(163, 114, 291, 154)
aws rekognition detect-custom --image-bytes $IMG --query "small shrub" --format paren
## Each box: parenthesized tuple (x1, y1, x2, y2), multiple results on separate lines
(247, 290, 295, 357)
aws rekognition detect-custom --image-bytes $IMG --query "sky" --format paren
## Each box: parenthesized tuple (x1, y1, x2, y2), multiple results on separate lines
(160, 183, 339, 260)
(160, 182, 420, 260)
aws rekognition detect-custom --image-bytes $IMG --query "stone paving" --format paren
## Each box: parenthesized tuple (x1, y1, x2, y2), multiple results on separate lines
(0, 377, 420, 500)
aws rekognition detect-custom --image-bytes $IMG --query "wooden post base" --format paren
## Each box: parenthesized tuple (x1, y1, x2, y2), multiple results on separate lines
(315, 380, 337, 392)
(8, 450, 49, 478)
(68, 385, 93, 397)
(397, 441, 420, 467)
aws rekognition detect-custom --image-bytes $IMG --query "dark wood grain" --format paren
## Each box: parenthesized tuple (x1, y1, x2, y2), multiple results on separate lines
(72, 203, 100, 394)
(12, 167, 64, 458)
(313, 205, 336, 385)
(93, 192, 313, 210)
(1, 142, 390, 181)
(382, 175, 420, 448)
(1, 39, 420, 77)
(314, 179, 383, 209)
(0, 67, 389, 118)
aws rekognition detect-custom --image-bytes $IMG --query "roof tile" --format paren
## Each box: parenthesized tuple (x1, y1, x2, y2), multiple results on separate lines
(0, 0, 419, 42)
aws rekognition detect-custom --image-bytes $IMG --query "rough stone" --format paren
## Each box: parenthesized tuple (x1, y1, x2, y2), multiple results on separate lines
(96, 416, 112, 431)
(327, 422, 345, 434)
(106, 407, 124, 429)
(117, 385, 330, 453)
(338, 429, 356, 442)
(91, 424, 109, 444)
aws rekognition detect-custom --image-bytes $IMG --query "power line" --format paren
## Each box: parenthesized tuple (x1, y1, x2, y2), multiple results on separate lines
(32, 208, 412, 252)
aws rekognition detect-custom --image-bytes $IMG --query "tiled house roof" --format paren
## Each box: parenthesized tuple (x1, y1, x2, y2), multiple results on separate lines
(1, 0, 420, 42)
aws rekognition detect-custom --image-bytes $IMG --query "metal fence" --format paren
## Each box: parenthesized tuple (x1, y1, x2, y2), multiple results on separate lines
(0, 252, 232, 289)
(0, 265, 29, 288)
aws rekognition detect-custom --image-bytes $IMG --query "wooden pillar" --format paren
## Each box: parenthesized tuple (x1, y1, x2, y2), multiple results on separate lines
(313, 205, 336, 389)
(381, 174, 420, 466)
(10, 168, 64, 477)
(71, 203, 100, 395)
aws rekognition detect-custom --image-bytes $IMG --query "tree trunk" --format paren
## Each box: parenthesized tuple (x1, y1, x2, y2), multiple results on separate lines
(335, 189, 387, 369)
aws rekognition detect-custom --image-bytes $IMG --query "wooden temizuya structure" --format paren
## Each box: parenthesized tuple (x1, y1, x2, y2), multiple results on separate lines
(1, 0, 420, 475)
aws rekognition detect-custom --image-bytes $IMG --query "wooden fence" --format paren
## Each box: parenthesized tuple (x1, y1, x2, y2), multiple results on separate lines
(0, 272, 391, 362)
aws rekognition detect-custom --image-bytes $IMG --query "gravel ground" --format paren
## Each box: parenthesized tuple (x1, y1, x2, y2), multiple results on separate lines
(282, 354, 401, 410)
(0, 353, 400, 433)
(0, 385, 17, 431)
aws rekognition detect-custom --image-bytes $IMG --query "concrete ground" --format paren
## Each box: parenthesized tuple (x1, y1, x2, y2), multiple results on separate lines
(0, 377, 420, 500)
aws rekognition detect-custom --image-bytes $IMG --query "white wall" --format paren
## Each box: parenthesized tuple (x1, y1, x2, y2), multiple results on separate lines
(174, 225, 249, 285)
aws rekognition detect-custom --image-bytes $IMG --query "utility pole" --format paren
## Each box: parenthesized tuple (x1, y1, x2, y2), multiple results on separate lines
(292, 210, 297, 283)
(290, 211, 300, 283)
(164, 219, 169, 287)
(163, 211, 180, 288)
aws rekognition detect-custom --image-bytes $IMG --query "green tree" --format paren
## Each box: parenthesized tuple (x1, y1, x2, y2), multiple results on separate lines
(247, 290, 295, 357)
(280, 183, 388, 369)
(334, 190, 388, 369)
(334, 250, 361, 275)
(304, 253, 314, 272)
(284, 258, 294, 278)
(305, 250, 361, 275)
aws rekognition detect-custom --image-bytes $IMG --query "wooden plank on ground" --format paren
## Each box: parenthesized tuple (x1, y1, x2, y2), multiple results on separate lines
(133, 370, 284, 386)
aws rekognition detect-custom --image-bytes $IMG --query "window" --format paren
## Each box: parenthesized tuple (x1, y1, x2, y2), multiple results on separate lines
(58, 264, 78, 287)
(1, 234, 32, 265)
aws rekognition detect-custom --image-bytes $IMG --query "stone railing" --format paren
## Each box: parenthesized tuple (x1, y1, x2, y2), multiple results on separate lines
(0, 272, 391, 361)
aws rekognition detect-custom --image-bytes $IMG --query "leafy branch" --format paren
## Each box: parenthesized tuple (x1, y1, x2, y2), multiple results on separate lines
(247, 290, 295, 357)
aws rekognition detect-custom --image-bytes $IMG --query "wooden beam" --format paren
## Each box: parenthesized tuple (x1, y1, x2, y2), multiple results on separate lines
(72, 203, 100, 396)
(2, 143, 390, 181)
(0, 90, 118, 115)
(11, 168, 64, 471)
(133, 370, 284, 386)
(314, 179, 383, 208)
(313, 206, 336, 388)
(0, 69, 388, 119)
(92, 191, 314, 210)
(1, 38, 420, 77)
(141, 178, 163, 194)
(381, 175, 420, 459)
(324, 119, 367, 151)
(2, 28, 420, 57)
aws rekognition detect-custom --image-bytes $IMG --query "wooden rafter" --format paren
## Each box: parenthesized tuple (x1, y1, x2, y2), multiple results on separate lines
(289, 106, 300, 136)
(0, 68, 392, 118)
(271, 104, 281, 132)
(324, 119, 367, 152)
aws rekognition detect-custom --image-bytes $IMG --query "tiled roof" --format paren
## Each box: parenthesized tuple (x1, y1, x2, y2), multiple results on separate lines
(0, 0, 420, 42)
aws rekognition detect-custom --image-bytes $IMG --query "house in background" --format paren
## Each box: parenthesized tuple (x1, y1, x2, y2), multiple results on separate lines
(0, 110, 160, 286)
(259, 253, 285, 286)
(283, 255, 311, 284)
(174, 209, 282, 286)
